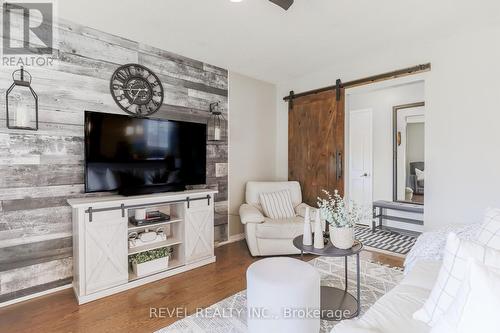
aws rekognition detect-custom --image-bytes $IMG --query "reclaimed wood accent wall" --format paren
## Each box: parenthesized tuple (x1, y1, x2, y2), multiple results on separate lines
(0, 17, 228, 303)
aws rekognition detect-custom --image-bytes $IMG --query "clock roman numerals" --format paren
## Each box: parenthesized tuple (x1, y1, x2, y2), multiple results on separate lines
(110, 64, 164, 116)
(115, 70, 128, 82)
(147, 100, 161, 111)
(112, 83, 123, 90)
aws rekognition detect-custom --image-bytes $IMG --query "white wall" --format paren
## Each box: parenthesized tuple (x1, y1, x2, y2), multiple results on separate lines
(276, 25, 500, 230)
(228, 72, 277, 237)
(348, 82, 425, 202)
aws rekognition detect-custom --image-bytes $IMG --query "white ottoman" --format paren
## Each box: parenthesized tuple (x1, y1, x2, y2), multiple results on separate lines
(246, 257, 320, 333)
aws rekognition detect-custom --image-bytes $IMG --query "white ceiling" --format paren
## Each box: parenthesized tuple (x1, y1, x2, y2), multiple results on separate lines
(58, 0, 500, 84)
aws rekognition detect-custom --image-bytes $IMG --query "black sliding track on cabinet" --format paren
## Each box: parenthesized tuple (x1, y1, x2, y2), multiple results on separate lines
(85, 195, 211, 222)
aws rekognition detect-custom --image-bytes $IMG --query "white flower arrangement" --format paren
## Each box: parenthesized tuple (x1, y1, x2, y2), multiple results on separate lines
(317, 189, 363, 228)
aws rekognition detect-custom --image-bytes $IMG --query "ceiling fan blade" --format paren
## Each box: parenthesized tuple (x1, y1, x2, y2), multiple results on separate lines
(269, 0, 294, 10)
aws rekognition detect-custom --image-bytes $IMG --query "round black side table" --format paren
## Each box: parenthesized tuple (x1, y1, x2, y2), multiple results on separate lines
(293, 235, 363, 321)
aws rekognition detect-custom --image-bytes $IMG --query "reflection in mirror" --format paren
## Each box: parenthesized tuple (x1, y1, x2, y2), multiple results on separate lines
(393, 102, 425, 204)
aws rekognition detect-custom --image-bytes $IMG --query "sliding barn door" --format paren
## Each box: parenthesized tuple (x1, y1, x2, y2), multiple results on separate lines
(288, 89, 345, 206)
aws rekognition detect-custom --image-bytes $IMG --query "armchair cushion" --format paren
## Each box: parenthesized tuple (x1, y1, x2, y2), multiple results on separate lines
(239, 204, 265, 224)
(256, 216, 304, 239)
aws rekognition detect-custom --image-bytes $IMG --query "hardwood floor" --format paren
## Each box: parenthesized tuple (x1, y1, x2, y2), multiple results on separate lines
(0, 240, 403, 333)
(412, 194, 424, 204)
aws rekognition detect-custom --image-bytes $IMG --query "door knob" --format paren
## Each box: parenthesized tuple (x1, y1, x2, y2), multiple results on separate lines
(361, 173, 368, 177)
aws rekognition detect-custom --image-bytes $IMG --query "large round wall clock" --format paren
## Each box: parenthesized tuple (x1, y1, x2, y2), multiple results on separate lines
(110, 64, 164, 117)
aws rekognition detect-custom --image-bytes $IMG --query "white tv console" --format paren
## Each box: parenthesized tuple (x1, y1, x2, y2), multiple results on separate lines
(67, 189, 217, 304)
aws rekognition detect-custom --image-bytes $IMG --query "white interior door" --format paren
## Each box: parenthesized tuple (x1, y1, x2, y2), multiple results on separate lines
(349, 109, 373, 225)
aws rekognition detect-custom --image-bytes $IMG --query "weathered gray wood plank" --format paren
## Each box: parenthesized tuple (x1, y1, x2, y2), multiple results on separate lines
(0, 164, 83, 188)
(0, 133, 83, 156)
(214, 201, 229, 227)
(160, 74, 228, 98)
(2, 196, 77, 212)
(0, 228, 72, 249)
(53, 51, 117, 81)
(0, 121, 84, 137)
(56, 27, 138, 65)
(0, 257, 72, 297)
(203, 63, 229, 77)
(0, 206, 72, 233)
(207, 144, 229, 161)
(138, 42, 205, 70)
(0, 189, 108, 212)
(155, 104, 208, 124)
(0, 277, 72, 303)
(0, 184, 84, 201)
(56, 18, 138, 51)
(139, 52, 228, 90)
(0, 236, 72, 271)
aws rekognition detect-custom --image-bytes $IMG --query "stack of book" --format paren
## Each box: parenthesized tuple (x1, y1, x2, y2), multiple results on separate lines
(129, 211, 170, 227)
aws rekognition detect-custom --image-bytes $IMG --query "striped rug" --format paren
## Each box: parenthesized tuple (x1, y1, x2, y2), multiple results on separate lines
(354, 225, 417, 256)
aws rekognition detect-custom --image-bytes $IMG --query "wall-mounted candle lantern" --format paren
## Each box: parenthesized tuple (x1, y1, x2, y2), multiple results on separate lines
(208, 101, 226, 141)
(6, 66, 38, 130)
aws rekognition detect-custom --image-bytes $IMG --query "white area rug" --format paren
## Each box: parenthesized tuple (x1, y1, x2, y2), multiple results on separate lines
(156, 256, 403, 333)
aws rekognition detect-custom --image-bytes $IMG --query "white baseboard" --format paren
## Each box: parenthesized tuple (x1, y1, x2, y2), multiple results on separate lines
(0, 283, 72, 308)
(216, 233, 245, 247)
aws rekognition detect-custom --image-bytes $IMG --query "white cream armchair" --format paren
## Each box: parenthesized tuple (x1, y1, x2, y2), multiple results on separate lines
(239, 181, 317, 256)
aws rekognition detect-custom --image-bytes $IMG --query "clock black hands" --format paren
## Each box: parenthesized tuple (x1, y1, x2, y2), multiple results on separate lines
(110, 64, 164, 116)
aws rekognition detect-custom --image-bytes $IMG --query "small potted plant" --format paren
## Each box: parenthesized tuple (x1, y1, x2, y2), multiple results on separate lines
(317, 190, 362, 249)
(129, 246, 173, 277)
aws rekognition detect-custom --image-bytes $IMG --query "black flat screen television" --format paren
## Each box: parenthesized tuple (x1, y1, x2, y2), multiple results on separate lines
(84, 111, 207, 195)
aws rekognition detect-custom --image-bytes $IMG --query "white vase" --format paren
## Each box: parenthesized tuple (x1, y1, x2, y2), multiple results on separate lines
(302, 207, 313, 246)
(313, 210, 324, 249)
(135, 208, 147, 220)
(330, 227, 355, 249)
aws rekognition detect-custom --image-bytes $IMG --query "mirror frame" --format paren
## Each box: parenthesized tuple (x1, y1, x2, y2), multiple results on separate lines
(392, 101, 425, 205)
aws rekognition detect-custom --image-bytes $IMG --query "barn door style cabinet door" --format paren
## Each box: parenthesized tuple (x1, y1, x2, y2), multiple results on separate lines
(184, 199, 214, 264)
(68, 189, 217, 304)
(84, 210, 128, 294)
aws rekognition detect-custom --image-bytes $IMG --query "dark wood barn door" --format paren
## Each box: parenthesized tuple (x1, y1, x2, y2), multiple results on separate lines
(288, 89, 345, 206)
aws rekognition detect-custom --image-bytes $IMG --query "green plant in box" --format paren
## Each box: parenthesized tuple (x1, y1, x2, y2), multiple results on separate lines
(129, 246, 173, 265)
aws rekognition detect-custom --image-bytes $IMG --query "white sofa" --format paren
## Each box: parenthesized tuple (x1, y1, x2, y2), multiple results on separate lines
(239, 181, 316, 256)
(332, 259, 442, 333)
(333, 223, 483, 333)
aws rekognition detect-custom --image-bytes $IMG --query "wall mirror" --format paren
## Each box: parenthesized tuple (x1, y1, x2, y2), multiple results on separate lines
(393, 102, 425, 204)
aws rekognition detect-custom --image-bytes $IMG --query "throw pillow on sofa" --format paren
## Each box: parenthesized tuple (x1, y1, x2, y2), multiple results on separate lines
(477, 207, 500, 250)
(431, 260, 500, 333)
(259, 190, 296, 219)
(413, 232, 500, 326)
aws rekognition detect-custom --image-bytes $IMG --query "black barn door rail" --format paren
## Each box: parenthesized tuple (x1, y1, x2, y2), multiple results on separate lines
(85, 195, 211, 222)
(283, 63, 431, 102)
